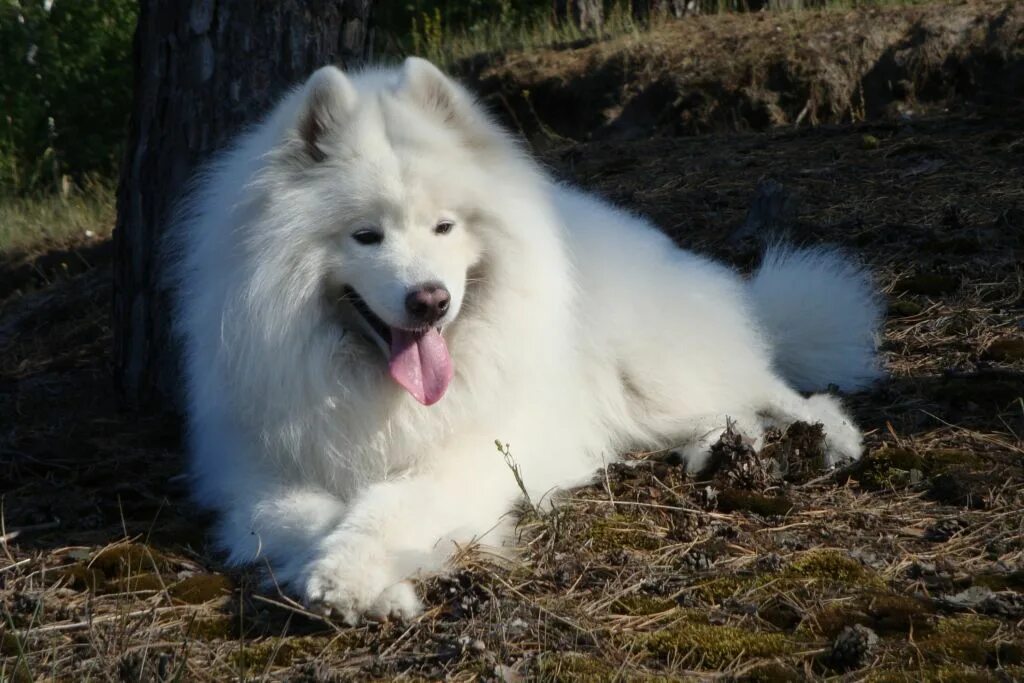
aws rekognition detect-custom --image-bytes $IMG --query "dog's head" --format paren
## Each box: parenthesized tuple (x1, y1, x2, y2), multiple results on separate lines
(270, 59, 515, 405)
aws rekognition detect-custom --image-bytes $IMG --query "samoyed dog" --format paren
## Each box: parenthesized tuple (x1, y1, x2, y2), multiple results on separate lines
(170, 58, 882, 624)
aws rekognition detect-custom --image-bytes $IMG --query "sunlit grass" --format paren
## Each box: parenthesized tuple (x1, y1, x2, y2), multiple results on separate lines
(0, 180, 115, 256)
(388, 0, 933, 67)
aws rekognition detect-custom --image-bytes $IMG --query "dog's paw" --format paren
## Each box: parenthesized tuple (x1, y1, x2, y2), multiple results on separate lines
(301, 537, 421, 626)
(805, 394, 863, 465)
(365, 581, 422, 623)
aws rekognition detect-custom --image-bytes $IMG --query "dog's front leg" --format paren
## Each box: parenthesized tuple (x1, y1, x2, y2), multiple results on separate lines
(301, 443, 522, 624)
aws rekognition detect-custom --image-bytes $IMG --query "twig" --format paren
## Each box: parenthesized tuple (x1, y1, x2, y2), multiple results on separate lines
(1, 518, 61, 544)
(15, 605, 190, 636)
(250, 594, 344, 633)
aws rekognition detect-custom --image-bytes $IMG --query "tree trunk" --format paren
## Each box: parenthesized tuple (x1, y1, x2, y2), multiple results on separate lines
(553, 0, 603, 32)
(113, 1, 374, 411)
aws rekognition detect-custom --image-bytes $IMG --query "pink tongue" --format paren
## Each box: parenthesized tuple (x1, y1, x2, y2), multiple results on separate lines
(388, 328, 453, 405)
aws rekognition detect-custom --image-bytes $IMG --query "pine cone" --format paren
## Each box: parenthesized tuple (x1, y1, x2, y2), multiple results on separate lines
(679, 550, 712, 572)
(925, 517, 968, 542)
(828, 624, 879, 670)
(756, 553, 785, 573)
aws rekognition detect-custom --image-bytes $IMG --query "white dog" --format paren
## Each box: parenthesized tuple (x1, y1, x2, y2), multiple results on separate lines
(169, 58, 882, 624)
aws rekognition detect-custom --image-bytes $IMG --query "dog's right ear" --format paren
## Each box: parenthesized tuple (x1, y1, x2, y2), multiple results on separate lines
(294, 65, 357, 162)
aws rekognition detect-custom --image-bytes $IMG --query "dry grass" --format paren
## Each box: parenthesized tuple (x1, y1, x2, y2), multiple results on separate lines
(0, 181, 115, 257)
(465, 0, 1022, 144)
(3, 3, 1024, 681)
(392, 0, 936, 68)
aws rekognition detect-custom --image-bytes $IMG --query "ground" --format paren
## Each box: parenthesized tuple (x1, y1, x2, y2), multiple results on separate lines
(2, 2, 1023, 681)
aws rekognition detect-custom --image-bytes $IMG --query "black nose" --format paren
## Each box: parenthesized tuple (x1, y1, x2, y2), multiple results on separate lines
(405, 282, 450, 324)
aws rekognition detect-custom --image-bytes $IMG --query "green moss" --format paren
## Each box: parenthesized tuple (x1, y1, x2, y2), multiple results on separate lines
(58, 540, 176, 589)
(785, 550, 874, 586)
(169, 574, 234, 604)
(984, 339, 1024, 362)
(798, 604, 867, 639)
(2, 659, 32, 683)
(186, 615, 236, 641)
(868, 667, 1000, 683)
(864, 593, 935, 635)
(861, 134, 880, 150)
(229, 636, 332, 670)
(758, 601, 803, 631)
(612, 594, 676, 616)
(90, 543, 173, 580)
(717, 489, 794, 516)
(797, 593, 937, 640)
(537, 652, 617, 682)
(692, 550, 878, 608)
(588, 513, 663, 552)
(1, 632, 25, 656)
(58, 563, 106, 592)
(60, 545, 182, 594)
(918, 615, 1003, 666)
(105, 572, 166, 594)
(895, 274, 959, 296)
(973, 570, 1024, 591)
(922, 632, 990, 666)
(888, 299, 924, 317)
(936, 614, 1000, 639)
(850, 447, 923, 489)
(692, 575, 755, 603)
(923, 448, 980, 472)
(738, 662, 803, 682)
(643, 621, 795, 668)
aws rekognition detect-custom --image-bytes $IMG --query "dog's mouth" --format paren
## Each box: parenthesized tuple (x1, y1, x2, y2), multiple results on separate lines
(341, 286, 453, 406)
(345, 286, 395, 348)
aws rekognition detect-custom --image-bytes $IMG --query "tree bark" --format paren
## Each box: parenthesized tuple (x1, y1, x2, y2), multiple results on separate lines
(113, 1, 374, 411)
(553, 0, 603, 32)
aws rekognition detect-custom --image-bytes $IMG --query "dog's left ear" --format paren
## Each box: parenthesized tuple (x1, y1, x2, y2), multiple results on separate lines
(397, 57, 502, 150)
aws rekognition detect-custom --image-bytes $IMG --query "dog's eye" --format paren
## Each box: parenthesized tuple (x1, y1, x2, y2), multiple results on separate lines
(352, 229, 383, 246)
(434, 220, 454, 236)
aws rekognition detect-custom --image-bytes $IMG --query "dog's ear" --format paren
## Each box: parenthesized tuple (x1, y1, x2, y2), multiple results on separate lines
(295, 65, 357, 162)
(397, 57, 500, 150)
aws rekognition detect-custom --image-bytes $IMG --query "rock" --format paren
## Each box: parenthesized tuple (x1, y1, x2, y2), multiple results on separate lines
(940, 586, 1024, 618)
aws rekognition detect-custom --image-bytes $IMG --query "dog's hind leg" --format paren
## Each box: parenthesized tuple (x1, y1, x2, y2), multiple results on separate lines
(661, 379, 862, 472)
(756, 380, 864, 465)
(671, 411, 766, 473)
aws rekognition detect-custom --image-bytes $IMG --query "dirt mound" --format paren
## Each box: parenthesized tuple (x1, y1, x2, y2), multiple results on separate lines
(465, 0, 1023, 141)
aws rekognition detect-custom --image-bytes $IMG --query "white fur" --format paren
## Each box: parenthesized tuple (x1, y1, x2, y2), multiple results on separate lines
(168, 58, 883, 624)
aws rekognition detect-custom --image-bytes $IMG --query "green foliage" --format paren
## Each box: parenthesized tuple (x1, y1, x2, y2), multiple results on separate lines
(0, 0, 136, 195)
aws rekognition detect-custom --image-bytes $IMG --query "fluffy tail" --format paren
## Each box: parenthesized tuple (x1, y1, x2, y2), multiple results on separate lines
(749, 245, 884, 392)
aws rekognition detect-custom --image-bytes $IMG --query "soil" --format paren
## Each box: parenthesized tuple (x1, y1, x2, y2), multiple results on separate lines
(465, 0, 1024, 143)
(2, 2, 1023, 680)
